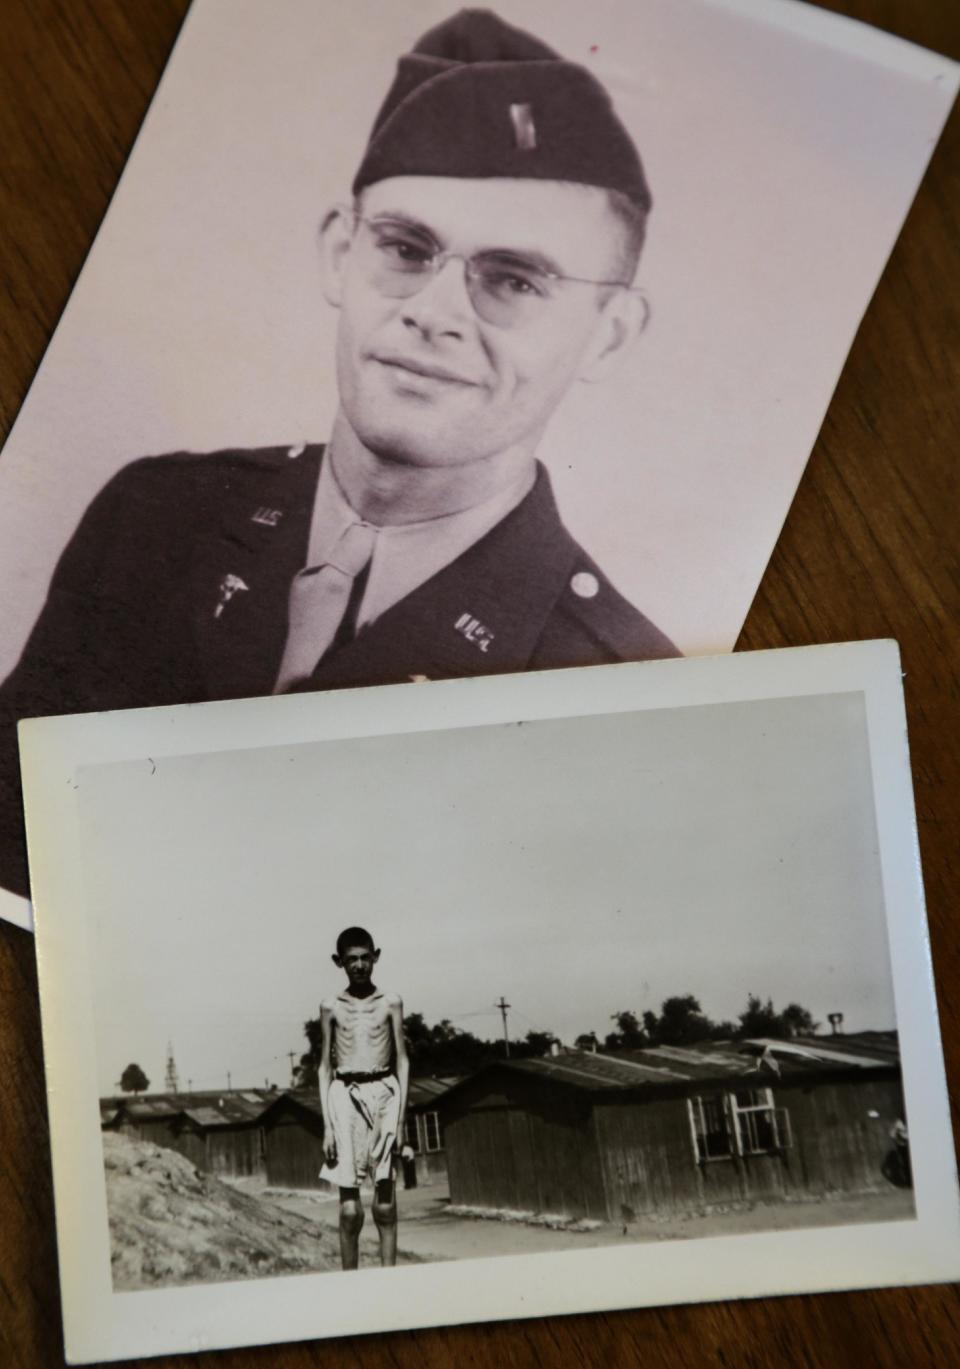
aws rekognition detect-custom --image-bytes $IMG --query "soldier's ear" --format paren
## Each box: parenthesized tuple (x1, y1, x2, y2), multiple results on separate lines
(578, 288, 649, 385)
(331, 953, 343, 969)
(372, 948, 381, 964)
(319, 204, 355, 308)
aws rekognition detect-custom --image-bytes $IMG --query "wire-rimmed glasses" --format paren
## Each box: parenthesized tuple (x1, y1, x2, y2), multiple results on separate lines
(343, 208, 647, 330)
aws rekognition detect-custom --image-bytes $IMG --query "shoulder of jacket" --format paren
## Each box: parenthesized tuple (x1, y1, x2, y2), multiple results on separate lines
(117, 442, 320, 479)
(550, 546, 681, 661)
(99, 444, 323, 508)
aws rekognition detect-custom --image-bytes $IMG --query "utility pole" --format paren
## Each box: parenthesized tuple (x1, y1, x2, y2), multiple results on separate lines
(287, 1051, 298, 1084)
(227, 1071, 232, 1090)
(496, 996, 511, 1059)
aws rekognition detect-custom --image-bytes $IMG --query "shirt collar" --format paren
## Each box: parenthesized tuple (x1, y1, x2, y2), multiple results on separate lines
(306, 455, 536, 628)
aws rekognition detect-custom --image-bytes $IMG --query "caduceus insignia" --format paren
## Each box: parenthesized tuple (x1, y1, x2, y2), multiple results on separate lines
(214, 573, 250, 619)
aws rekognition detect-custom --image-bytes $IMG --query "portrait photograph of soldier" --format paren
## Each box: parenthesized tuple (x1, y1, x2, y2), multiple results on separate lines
(0, 0, 955, 915)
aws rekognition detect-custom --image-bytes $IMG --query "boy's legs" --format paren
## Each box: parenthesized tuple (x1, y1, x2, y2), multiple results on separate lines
(338, 1186, 363, 1270)
(372, 1178, 397, 1266)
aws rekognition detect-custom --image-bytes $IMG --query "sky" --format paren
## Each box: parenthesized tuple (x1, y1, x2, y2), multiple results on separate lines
(81, 689, 896, 1096)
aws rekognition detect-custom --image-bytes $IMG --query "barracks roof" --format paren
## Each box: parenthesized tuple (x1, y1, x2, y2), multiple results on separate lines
(255, 1078, 460, 1124)
(434, 1034, 901, 1104)
(100, 1088, 276, 1128)
(101, 1078, 462, 1132)
(409, 1076, 461, 1108)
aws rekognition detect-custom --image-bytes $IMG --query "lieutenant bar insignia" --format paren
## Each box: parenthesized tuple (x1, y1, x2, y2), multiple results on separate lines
(509, 103, 537, 150)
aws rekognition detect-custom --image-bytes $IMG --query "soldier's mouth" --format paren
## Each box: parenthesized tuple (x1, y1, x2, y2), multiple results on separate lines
(373, 353, 480, 387)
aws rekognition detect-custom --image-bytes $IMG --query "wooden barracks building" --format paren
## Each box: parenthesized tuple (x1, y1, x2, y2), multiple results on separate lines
(101, 1078, 455, 1189)
(431, 1034, 906, 1222)
(101, 1088, 274, 1179)
(100, 1037, 905, 1222)
(257, 1077, 454, 1190)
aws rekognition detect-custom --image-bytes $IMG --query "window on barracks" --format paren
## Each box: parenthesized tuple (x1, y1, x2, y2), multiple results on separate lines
(690, 1093, 732, 1161)
(423, 1111, 444, 1153)
(403, 1115, 421, 1153)
(689, 1087, 791, 1163)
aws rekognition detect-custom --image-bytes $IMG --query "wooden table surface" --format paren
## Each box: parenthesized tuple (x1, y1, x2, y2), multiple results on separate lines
(1, 1, 957, 1365)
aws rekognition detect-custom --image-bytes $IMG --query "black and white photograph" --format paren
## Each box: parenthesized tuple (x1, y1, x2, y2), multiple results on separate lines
(0, 0, 956, 928)
(18, 643, 960, 1362)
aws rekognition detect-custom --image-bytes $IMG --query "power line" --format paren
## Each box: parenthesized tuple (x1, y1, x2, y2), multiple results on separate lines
(509, 1008, 548, 1032)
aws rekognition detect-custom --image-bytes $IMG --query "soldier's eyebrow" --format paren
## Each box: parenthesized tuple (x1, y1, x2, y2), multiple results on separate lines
(368, 211, 441, 245)
(474, 246, 562, 277)
(368, 209, 563, 276)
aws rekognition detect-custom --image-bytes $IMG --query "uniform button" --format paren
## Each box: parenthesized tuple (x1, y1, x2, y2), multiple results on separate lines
(570, 571, 599, 599)
(287, 441, 306, 459)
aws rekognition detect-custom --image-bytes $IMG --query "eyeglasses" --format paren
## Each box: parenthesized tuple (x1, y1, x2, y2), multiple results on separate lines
(345, 210, 644, 330)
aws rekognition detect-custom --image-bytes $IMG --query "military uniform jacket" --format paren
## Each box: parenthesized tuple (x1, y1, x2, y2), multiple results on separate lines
(0, 444, 678, 894)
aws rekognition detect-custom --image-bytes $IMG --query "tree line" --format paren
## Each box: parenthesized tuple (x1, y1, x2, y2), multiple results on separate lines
(116, 994, 820, 1093)
(292, 993, 818, 1087)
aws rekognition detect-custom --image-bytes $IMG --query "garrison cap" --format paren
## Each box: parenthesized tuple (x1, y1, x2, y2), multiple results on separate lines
(352, 7, 652, 213)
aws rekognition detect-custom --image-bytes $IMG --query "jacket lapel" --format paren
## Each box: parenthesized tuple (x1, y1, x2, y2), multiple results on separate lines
(303, 463, 580, 691)
(191, 446, 321, 699)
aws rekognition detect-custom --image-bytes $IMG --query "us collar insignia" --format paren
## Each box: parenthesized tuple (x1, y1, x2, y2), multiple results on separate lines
(214, 573, 250, 619)
(251, 506, 283, 527)
(454, 611, 494, 653)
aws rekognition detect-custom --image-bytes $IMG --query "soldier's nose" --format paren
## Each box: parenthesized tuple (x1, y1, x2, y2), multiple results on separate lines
(401, 258, 473, 339)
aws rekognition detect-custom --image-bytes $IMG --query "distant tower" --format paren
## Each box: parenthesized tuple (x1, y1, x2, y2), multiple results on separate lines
(827, 1012, 844, 1037)
(164, 1041, 180, 1095)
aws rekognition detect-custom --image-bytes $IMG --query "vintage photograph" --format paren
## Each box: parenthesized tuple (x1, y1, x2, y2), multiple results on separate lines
(87, 692, 913, 1283)
(19, 645, 960, 1361)
(1, 0, 956, 922)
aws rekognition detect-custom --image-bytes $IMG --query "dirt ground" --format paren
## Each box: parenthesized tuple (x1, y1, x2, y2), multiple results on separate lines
(102, 1131, 917, 1287)
(231, 1175, 915, 1265)
(103, 1134, 419, 1289)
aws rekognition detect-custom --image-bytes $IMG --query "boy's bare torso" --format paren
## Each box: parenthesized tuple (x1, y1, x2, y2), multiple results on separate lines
(325, 989, 399, 1073)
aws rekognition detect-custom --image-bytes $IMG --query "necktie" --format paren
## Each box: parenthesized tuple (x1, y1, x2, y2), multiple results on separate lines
(273, 521, 376, 693)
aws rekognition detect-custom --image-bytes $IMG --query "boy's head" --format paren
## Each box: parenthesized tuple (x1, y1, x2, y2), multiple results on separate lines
(333, 926, 380, 985)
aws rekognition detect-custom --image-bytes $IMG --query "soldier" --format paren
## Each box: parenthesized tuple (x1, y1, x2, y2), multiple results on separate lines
(0, 8, 678, 896)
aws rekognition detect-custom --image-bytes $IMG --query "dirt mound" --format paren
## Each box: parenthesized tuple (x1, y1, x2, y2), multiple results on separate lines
(103, 1132, 340, 1289)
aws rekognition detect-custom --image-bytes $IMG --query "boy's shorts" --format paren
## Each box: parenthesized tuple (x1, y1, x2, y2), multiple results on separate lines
(322, 1074, 400, 1189)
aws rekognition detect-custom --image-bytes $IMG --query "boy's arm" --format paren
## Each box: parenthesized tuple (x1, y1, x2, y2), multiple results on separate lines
(318, 1002, 336, 1162)
(390, 994, 410, 1143)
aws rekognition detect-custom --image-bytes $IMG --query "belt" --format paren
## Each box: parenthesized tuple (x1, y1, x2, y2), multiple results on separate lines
(335, 1069, 392, 1084)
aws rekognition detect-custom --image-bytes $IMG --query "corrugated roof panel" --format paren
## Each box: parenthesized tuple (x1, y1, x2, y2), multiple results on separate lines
(126, 1100, 182, 1119)
(641, 1046, 746, 1071)
(506, 1058, 618, 1088)
(264, 1091, 326, 1121)
(183, 1107, 229, 1127)
(617, 1047, 752, 1082)
(410, 1077, 457, 1097)
(795, 1033, 900, 1063)
(509, 1054, 688, 1089)
(594, 1052, 691, 1079)
(742, 1038, 896, 1069)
